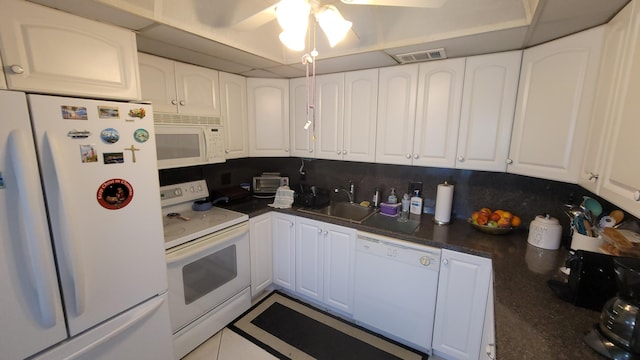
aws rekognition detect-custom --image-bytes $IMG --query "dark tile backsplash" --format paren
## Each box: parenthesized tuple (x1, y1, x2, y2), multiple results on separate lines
(159, 157, 635, 239)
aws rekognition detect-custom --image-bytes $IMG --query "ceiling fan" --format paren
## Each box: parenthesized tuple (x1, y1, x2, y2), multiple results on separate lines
(232, 0, 449, 34)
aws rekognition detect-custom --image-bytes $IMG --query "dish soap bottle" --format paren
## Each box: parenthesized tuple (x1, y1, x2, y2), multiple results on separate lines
(410, 190, 423, 215)
(388, 188, 397, 204)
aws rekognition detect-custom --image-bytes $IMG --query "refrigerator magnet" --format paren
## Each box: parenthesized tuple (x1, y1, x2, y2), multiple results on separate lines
(100, 128, 120, 144)
(80, 144, 98, 163)
(61, 105, 88, 120)
(103, 152, 124, 164)
(128, 108, 146, 119)
(133, 128, 149, 143)
(97, 178, 133, 210)
(98, 106, 120, 119)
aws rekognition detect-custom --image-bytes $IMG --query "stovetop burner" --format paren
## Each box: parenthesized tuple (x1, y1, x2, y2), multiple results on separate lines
(160, 180, 248, 249)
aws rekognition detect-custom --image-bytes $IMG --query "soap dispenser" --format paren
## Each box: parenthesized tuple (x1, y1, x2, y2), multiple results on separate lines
(410, 190, 423, 215)
(388, 188, 397, 204)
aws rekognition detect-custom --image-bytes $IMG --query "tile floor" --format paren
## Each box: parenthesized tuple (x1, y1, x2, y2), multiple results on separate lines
(182, 327, 277, 360)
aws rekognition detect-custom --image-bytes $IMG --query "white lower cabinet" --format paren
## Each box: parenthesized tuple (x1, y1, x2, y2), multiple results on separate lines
(249, 213, 273, 298)
(295, 217, 356, 315)
(271, 213, 296, 291)
(433, 249, 492, 360)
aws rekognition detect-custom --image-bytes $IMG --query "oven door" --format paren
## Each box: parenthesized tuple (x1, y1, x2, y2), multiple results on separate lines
(166, 222, 250, 332)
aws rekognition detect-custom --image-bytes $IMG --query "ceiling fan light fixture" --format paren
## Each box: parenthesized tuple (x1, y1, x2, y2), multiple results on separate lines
(316, 5, 352, 47)
(275, 0, 311, 31)
(279, 30, 307, 51)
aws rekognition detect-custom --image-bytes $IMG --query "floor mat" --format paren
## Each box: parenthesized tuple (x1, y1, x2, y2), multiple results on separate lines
(228, 291, 428, 360)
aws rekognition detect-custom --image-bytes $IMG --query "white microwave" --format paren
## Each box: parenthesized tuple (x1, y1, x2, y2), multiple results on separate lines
(155, 122, 226, 169)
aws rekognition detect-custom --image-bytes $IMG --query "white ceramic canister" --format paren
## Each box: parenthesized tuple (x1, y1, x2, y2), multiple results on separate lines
(527, 214, 563, 250)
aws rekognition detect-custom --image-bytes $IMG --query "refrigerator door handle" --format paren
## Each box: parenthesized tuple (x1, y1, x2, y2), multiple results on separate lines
(43, 132, 85, 317)
(8, 129, 59, 328)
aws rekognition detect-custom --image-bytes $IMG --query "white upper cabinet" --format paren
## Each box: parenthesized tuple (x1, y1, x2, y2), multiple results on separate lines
(343, 69, 378, 163)
(138, 52, 220, 117)
(219, 72, 249, 159)
(247, 78, 290, 157)
(0, 0, 140, 100)
(508, 27, 604, 183)
(375, 64, 419, 165)
(599, 0, 640, 219)
(314, 74, 346, 161)
(580, 4, 632, 193)
(413, 59, 465, 168)
(376, 61, 465, 167)
(290, 77, 315, 157)
(291, 69, 378, 162)
(456, 51, 522, 172)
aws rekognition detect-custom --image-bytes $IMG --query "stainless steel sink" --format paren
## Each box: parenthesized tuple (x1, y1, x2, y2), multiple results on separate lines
(297, 202, 377, 224)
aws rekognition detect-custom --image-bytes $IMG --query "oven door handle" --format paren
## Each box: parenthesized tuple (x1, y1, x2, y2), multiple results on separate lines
(166, 223, 248, 265)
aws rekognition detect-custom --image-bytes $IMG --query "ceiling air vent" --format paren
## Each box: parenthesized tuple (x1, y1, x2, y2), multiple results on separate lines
(394, 48, 447, 64)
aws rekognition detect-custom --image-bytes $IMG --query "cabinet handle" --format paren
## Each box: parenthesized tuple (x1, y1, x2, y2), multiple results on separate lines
(413, 153, 419, 159)
(323, 230, 328, 236)
(442, 258, 449, 265)
(337, 150, 341, 155)
(342, 150, 347, 155)
(224, 149, 230, 154)
(634, 191, 640, 202)
(171, 100, 177, 105)
(309, 148, 313, 153)
(179, 100, 185, 106)
(458, 156, 464, 162)
(506, 158, 513, 165)
(405, 153, 412, 159)
(289, 222, 294, 227)
(588, 172, 599, 181)
(285, 148, 289, 152)
(10, 65, 25, 74)
(318, 229, 323, 233)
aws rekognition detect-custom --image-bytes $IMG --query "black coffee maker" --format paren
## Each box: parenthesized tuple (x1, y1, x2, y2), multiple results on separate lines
(585, 257, 640, 359)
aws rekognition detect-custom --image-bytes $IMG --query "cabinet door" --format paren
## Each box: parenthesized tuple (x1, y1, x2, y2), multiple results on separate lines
(375, 64, 419, 165)
(433, 249, 492, 360)
(457, 51, 522, 172)
(508, 27, 604, 183)
(250, 213, 273, 298)
(290, 77, 315, 157)
(248, 78, 290, 157)
(600, 2, 640, 219)
(579, 6, 631, 193)
(272, 213, 295, 291)
(175, 62, 220, 117)
(295, 217, 324, 302)
(0, 0, 140, 100)
(220, 72, 249, 159)
(138, 53, 178, 113)
(315, 73, 345, 161)
(323, 224, 356, 314)
(344, 69, 378, 163)
(413, 59, 465, 168)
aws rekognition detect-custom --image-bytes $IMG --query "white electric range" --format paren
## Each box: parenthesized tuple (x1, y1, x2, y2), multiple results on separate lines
(159, 180, 251, 359)
(160, 180, 248, 249)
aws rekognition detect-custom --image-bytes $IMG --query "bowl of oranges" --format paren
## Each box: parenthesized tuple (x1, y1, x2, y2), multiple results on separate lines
(468, 208, 521, 235)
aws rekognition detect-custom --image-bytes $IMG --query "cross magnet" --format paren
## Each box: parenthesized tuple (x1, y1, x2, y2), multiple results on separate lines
(124, 144, 140, 163)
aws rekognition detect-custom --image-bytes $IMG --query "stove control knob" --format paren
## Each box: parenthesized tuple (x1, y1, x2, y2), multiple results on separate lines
(174, 189, 182, 196)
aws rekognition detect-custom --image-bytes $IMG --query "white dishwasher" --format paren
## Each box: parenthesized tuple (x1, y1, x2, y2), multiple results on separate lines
(353, 231, 441, 355)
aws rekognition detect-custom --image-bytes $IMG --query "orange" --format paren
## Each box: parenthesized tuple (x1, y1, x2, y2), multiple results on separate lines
(511, 215, 521, 227)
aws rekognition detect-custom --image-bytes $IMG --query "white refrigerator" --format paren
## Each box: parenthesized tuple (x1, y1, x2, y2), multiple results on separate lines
(0, 90, 174, 359)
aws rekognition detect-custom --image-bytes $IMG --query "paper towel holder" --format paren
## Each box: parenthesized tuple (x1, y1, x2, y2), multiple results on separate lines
(434, 181, 454, 225)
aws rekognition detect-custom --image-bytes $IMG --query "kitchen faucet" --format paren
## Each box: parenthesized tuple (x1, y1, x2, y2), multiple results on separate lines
(335, 181, 355, 203)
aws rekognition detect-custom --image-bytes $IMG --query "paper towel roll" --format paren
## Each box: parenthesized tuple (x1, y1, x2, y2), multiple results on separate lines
(434, 182, 454, 224)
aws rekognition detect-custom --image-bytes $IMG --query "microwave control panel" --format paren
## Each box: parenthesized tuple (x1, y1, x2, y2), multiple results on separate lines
(206, 127, 225, 162)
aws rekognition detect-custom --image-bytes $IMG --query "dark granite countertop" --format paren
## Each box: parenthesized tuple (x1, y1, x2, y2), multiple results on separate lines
(222, 198, 604, 360)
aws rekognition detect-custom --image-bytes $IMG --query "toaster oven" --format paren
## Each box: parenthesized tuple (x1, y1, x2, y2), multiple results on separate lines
(252, 174, 289, 195)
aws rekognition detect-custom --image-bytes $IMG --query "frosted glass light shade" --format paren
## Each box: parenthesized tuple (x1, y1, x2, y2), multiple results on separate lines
(276, 0, 310, 31)
(279, 30, 306, 51)
(316, 5, 352, 47)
